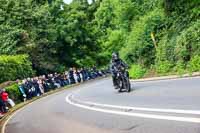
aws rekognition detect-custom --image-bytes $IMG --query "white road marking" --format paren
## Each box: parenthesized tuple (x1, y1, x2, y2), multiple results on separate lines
(73, 96, 200, 115)
(131, 75, 200, 82)
(66, 94, 200, 123)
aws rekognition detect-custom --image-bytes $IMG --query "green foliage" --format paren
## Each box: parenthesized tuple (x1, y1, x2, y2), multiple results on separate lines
(0, 25, 26, 54)
(175, 20, 200, 62)
(94, 0, 139, 63)
(129, 64, 146, 79)
(120, 8, 165, 66)
(174, 61, 186, 76)
(54, 65, 67, 73)
(188, 55, 200, 72)
(0, 0, 199, 80)
(5, 83, 21, 103)
(0, 0, 103, 74)
(0, 55, 34, 83)
(156, 60, 173, 74)
(163, 0, 200, 19)
(103, 30, 126, 54)
(95, 0, 199, 77)
(75, 56, 96, 67)
(156, 33, 176, 63)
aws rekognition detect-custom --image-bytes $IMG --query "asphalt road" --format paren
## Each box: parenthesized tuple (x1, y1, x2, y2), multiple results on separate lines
(5, 77, 200, 133)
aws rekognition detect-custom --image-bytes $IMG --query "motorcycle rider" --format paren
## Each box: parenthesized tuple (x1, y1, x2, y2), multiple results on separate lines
(110, 52, 128, 89)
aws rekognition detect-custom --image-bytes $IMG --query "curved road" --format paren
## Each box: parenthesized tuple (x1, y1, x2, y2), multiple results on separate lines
(5, 77, 200, 133)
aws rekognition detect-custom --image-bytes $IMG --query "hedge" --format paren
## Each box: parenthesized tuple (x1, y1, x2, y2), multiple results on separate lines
(5, 83, 22, 103)
(129, 64, 146, 79)
(188, 55, 200, 72)
(0, 55, 34, 83)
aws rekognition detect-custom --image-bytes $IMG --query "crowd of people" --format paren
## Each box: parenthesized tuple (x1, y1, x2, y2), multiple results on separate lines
(0, 67, 109, 117)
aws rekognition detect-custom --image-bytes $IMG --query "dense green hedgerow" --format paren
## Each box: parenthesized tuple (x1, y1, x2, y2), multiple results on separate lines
(0, 55, 34, 83)
(174, 61, 186, 76)
(188, 55, 200, 72)
(155, 60, 173, 74)
(5, 83, 22, 103)
(175, 20, 200, 62)
(129, 64, 146, 79)
(120, 8, 165, 67)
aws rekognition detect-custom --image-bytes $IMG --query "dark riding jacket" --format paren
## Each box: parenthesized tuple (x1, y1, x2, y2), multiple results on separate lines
(110, 59, 128, 76)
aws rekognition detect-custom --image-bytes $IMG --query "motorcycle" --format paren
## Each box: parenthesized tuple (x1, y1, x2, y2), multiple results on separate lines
(115, 66, 131, 92)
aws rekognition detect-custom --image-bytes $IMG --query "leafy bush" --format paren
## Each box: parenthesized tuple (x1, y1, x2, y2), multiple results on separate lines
(103, 30, 126, 53)
(129, 64, 146, 79)
(156, 33, 177, 64)
(188, 55, 200, 72)
(156, 60, 173, 74)
(120, 8, 164, 67)
(0, 55, 34, 83)
(75, 56, 96, 67)
(55, 65, 67, 73)
(174, 61, 186, 76)
(175, 20, 200, 62)
(5, 83, 22, 103)
(0, 25, 27, 54)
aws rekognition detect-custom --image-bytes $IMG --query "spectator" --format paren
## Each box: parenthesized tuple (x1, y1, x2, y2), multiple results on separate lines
(68, 68, 75, 84)
(0, 65, 109, 117)
(0, 89, 8, 113)
(64, 72, 70, 85)
(1, 89, 8, 103)
(0, 95, 7, 114)
(80, 68, 85, 82)
(42, 76, 50, 92)
(74, 68, 81, 83)
(0, 97, 5, 116)
(18, 80, 27, 102)
(38, 78, 44, 94)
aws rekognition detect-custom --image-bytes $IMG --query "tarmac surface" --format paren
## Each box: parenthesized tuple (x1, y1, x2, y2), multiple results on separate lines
(5, 76, 200, 133)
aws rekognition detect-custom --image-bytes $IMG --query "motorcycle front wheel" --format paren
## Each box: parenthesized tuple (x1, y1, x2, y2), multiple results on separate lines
(118, 79, 123, 92)
(124, 77, 131, 92)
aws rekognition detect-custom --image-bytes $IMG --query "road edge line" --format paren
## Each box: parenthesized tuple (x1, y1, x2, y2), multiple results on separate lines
(73, 97, 200, 115)
(131, 72, 200, 82)
(66, 94, 200, 123)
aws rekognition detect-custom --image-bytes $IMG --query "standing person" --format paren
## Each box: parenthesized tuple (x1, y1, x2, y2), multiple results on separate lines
(73, 67, 78, 83)
(80, 68, 85, 82)
(47, 74, 56, 90)
(1, 89, 15, 108)
(64, 71, 70, 85)
(68, 68, 75, 84)
(0, 89, 8, 113)
(0, 89, 6, 114)
(26, 78, 34, 98)
(42, 75, 50, 92)
(74, 68, 81, 83)
(92, 65, 98, 78)
(32, 78, 40, 96)
(0, 96, 5, 115)
(86, 68, 92, 80)
(79, 69, 83, 82)
(18, 80, 27, 102)
(38, 78, 44, 94)
(23, 79, 32, 100)
(1, 89, 8, 103)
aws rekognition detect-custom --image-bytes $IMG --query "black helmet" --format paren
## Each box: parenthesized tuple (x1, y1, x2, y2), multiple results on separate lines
(112, 52, 119, 61)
